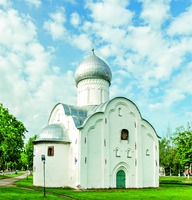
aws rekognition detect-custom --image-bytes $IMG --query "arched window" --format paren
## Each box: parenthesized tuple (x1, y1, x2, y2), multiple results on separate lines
(121, 129, 129, 141)
(47, 146, 54, 156)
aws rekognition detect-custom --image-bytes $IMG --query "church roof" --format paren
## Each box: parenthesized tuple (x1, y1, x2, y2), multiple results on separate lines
(59, 103, 107, 128)
(74, 50, 112, 85)
(34, 123, 70, 143)
(61, 104, 94, 127)
(35, 98, 159, 143)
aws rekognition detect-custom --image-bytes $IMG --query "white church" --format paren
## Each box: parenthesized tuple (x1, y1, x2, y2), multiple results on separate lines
(33, 50, 159, 189)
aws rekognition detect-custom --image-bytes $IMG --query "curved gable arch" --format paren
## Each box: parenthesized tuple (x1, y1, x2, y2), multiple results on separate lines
(48, 103, 65, 124)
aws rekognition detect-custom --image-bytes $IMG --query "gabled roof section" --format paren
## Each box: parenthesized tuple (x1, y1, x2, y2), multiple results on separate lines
(48, 103, 96, 128)
(61, 104, 93, 127)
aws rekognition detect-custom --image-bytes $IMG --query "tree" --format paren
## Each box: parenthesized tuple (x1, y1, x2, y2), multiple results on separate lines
(159, 137, 174, 175)
(173, 125, 192, 175)
(0, 103, 27, 170)
(159, 124, 181, 176)
(22, 135, 37, 170)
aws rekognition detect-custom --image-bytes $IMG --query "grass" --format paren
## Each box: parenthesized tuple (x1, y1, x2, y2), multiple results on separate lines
(0, 172, 25, 180)
(0, 175, 192, 199)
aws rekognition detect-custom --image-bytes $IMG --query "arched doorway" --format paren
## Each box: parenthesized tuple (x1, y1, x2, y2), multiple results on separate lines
(116, 170, 126, 188)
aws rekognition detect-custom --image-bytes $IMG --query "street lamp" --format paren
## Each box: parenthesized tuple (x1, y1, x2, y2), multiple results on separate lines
(41, 155, 46, 197)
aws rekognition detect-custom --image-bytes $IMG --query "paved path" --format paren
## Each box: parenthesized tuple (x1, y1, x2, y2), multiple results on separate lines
(0, 173, 28, 187)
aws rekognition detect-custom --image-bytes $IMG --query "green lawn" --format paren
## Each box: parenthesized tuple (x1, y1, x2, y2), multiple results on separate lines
(0, 176, 192, 199)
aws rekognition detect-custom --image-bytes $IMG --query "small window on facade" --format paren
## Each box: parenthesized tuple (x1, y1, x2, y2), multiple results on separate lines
(118, 108, 122, 116)
(134, 122, 136, 128)
(47, 146, 54, 156)
(121, 129, 128, 140)
(85, 157, 87, 164)
(146, 149, 150, 156)
(127, 149, 132, 158)
(105, 159, 107, 164)
(135, 159, 137, 166)
(104, 139, 106, 146)
(85, 137, 86, 144)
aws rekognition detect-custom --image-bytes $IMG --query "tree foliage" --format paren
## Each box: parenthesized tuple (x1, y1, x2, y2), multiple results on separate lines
(21, 135, 37, 170)
(159, 136, 179, 176)
(159, 137, 170, 171)
(0, 103, 27, 170)
(173, 125, 192, 167)
(159, 124, 192, 176)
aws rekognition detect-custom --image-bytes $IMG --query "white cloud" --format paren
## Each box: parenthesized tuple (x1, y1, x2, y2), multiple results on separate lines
(168, 6, 192, 36)
(0, 0, 11, 7)
(148, 61, 192, 111)
(25, 0, 41, 8)
(70, 12, 81, 27)
(44, 7, 67, 40)
(0, 9, 37, 49)
(86, 0, 133, 27)
(0, 6, 76, 140)
(140, 0, 170, 28)
(72, 34, 92, 51)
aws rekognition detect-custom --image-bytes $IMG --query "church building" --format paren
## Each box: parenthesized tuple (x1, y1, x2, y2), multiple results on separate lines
(33, 50, 159, 189)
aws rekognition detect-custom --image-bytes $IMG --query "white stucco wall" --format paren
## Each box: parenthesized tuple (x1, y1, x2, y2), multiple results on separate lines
(33, 143, 70, 187)
(141, 121, 159, 187)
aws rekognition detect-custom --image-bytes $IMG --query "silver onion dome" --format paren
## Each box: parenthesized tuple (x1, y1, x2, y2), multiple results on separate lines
(35, 124, 70, 143)
(75, 50, 112, 85)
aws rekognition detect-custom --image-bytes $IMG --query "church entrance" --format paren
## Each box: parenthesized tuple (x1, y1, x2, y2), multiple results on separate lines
(116, 170, 126, 188)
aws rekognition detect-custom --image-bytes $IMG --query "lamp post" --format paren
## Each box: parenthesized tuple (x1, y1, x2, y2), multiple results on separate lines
(41, 155, 46, 197)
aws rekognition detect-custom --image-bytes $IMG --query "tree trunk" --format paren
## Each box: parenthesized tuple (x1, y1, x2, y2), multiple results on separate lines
(164, 167, 166, 176)
(170, 167, 172, 176)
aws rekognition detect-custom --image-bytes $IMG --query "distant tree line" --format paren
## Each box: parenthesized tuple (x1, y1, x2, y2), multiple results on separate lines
(159, 123, 192, 176)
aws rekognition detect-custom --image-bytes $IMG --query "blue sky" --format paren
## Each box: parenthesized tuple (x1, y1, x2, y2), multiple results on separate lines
(0, 0, 192, 140)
